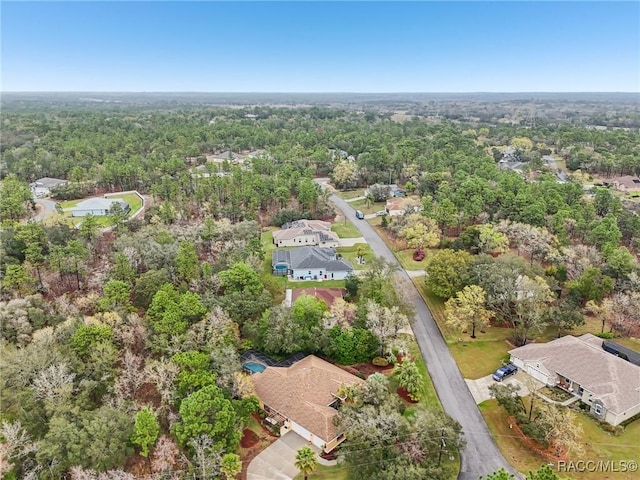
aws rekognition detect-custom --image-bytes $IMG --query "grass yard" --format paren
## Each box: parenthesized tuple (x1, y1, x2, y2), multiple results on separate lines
(106, 192, 143, 213)
(336, 243, 373, 270)
(414, 279, 513, 379)
(348, 198, 387, 215)
(479, 399, 547, 475)
(331, 221, 362, 238)
(335, 188, 365, 200)
(395, 248, 436, 271)
(480, 399, 640, 480)
(294, 463, 349, 480)
(407, 336, 442, 410)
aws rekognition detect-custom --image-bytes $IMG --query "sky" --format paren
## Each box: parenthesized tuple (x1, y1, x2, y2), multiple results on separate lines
(1, 1, 638, 92)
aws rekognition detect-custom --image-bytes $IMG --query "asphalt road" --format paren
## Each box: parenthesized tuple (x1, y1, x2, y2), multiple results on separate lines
(319, 180, 520, 480)
(32, 198, 57, 222)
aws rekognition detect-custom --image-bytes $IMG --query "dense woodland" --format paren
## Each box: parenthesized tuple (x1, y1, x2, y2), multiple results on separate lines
(1, 99, 639, 479)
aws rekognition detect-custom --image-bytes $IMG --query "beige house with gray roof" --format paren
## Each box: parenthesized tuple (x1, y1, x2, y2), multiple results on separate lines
(509, 334, 640, 426)
(252, 355, 363, 452)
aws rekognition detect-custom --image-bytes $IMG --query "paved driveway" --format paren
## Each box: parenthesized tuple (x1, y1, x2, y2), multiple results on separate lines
(337, 236, 366, 247)
(466, 372, 539, 404)
(247, 432, 323, 480)
(315, 178, 520, 479)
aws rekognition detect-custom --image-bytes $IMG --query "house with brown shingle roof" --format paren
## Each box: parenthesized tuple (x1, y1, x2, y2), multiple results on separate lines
(612, 175, 640, 193)
(252, 355, 364, 452)
(272, 219, 339, 248)
(509, 334, 640, 426)
(284, 287, 346, 309)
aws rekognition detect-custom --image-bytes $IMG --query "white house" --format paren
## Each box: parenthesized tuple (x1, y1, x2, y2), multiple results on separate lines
(272, 219, 339, 248)
(272, 247, 353, 280)
(71, 198, 130, 217)
(509, 334, 640, 426)
(30, 177, 68, 197)
(252, 355, 364, 452)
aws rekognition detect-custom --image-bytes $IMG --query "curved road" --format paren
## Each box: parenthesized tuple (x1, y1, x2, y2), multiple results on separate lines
(321, 180, 519, 480)
(32, 198, 57, 222)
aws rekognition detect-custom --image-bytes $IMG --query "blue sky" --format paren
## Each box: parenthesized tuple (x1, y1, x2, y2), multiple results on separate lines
(2, 1, 638, 92)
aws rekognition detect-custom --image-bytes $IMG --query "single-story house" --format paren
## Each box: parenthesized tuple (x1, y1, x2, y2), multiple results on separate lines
(364, 183, 405, 199)
(71, 197, 130, 217)
(272, 247, 353, 280)
(385, 197, 421, 216)
(284, 287, 347, 308)
(509, 334, 640, 426)
(30, 177, 68, 197)
(272, 219, 340, 248)
(252, 355, 364, 452)
(205, 151, 246, 164)
(612, 175, 640, 193)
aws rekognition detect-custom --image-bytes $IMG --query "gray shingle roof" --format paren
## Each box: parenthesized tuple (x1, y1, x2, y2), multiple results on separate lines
(510, 334, 640, 414)
(272, 247, 353, 272)
(71, 198, 128, 211)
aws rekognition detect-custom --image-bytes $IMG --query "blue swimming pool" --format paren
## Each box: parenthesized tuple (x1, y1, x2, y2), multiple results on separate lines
(243, 362, 266, 374)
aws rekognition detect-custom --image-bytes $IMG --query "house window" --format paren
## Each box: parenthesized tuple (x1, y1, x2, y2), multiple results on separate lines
(319, 271, 322, 275)
(308, 271, 312, 275)
(594, 404, 603, 415)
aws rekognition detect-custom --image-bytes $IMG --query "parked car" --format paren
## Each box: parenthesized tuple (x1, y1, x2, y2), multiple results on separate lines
(492, 364, 518, 382)
(355, 210, 365, 219)
(375, 210, 387, 216)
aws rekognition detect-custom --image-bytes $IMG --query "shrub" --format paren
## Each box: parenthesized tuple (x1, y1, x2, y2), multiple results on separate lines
(372, 357, 389, 367)
(595, 332, 615, 339)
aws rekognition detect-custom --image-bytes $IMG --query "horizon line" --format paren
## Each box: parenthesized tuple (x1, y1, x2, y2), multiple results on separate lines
(2, 90, 640, 95)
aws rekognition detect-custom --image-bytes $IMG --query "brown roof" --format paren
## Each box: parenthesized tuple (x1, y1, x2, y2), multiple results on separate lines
(291, 288, 346, 309)
(252, 355, 364, 442)
(509, 334, 640, 414)
(612, 175, 640, 191)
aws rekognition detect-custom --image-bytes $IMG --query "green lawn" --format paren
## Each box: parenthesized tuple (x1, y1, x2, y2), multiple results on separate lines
(335, 188, 365, 200)
(106, 192, 143, 213)
(348, 198, 387, 215)
(407, 336, 441, 409)
(480, 399, 640, 480)
(336, 244, 373, 270)
(479, 399, 547, 475)
(331, 221, 362, 239)
(294, 463, 349, 480)
(395, 248, 435, 271)
(414, 280, 513, 379)
(58, 193, 143, 226)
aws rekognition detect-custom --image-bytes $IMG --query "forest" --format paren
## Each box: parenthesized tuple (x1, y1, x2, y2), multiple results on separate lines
(1, 98, 639, 479)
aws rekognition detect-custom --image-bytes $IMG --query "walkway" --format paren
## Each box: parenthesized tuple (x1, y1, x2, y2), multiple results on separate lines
(247, 432, 335, 480)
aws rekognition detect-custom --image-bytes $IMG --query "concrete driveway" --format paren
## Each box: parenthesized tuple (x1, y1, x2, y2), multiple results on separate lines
(247, 432, 324, 480)
(465, 372, 540, 404)
(337, 237, 366, 247)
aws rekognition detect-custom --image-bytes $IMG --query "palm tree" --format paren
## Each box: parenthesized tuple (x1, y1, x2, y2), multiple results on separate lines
(295, 446, 318, 480)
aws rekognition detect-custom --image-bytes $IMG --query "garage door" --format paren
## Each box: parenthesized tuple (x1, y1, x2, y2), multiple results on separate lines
(526, 365, 549, 384)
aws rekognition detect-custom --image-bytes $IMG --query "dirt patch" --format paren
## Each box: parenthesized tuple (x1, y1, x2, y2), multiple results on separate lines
(124, 452, 149, 477)
(397, 387, 418, 404)
(343, 361, 394, 378)
(239, 414, 280, 480)
(240, 428, 260, 448)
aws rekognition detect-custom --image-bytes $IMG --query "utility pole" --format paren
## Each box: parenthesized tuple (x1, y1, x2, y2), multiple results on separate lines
(438, 427, 446, 466)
